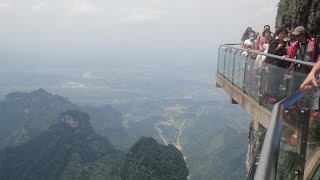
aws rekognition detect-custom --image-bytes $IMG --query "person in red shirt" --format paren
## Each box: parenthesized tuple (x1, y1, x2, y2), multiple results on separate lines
(257, 30, 271, 52)
(287, 26, 316, 72)
(287, 26, 317, 94)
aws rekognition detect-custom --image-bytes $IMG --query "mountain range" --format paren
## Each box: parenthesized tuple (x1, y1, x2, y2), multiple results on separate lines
(0, 89, 188, 180)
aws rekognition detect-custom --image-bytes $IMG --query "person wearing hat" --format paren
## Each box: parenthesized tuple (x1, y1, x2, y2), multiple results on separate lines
(287, 26, 317, 94)
(264, 27, 288, 103)
(288, 26, 316, 64)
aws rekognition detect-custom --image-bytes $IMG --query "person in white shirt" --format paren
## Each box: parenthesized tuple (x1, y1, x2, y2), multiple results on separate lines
(243, 32, 256, 49)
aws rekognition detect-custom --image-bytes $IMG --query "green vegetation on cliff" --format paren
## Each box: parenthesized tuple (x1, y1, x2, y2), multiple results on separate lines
(0, 90, 189, 180)
(121, 137, 189, 180)
(0, 88, 77, 149)
(276, 0, 320, 34)
(0, 110, 123, 180)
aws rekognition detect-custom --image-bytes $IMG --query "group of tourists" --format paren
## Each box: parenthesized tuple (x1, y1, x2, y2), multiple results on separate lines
(240, 24, 320, 104)
(241, 25, 320, 146)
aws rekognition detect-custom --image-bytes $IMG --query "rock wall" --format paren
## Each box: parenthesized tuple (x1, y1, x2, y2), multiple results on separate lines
(246, 121, 258, 174)
(276, 0, 320, 35)
(246, 121, 266, 176)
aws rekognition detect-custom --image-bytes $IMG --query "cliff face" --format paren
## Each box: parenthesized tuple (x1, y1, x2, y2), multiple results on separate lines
(276, 0, 320, 35)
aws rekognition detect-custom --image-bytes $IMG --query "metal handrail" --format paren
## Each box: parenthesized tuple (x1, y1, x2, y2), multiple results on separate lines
(253, 82, 318, 180)
(217, 43, 319, 179)
(219, 44, 316, 67)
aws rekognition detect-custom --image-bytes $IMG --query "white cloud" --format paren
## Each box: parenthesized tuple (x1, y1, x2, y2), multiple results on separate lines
(70, 1, 97, 16)
(259, 0, 278, 14)
(121, 8, 168, 24)
(0, 3, 9, 8)
(32, 2, 48, 13)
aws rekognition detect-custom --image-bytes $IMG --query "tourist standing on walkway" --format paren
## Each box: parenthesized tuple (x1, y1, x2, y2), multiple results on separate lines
(257, 30, 271, 52)
(241, 27, 253, 48)
(284, 31, 295, 49)
(268, 28, 289, 68)
(287, 26, 317, 93)
(255, 30, 271, 68)
(243, 32, 257, 49)
(265, 28, 288, 103)
(255, 25, 270, 49)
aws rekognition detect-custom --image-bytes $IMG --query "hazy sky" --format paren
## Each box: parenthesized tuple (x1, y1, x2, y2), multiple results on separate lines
(0, 0, 279, 65)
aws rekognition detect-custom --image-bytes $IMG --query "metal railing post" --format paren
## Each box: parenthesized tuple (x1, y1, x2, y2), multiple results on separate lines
(243, 54, 248, 93)
(258, 63, 266, 105)
(228, 47, 232, 80)
(223, 47, 228, 77)
(217, 45, 222, 74)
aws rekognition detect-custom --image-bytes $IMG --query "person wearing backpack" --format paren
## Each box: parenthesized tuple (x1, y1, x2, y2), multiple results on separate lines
(287, 26, 317, 94)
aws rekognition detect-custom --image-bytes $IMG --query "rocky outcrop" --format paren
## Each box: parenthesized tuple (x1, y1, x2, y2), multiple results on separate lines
(246, 121, 266, 176)
(276, 0, 320, 35)
(121, 137, 189, 180)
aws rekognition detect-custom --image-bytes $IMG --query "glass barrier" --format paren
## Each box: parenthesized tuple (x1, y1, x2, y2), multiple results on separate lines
(217, 46, 227, 74)
(224, 47, 231, 79)
(217, 45, 320, 179)
(249, 87, 320, 180)
(312, 165, 320, 179)
(243, 54, 260, 101)
(233, 49, 243, 87)
(217, 45, 309, 110)
(275, 89, 320, 179)
(276, 94, 311, 179)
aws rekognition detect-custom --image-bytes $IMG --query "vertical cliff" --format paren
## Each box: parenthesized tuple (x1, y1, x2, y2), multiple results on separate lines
(246, 121, 265, 176)
(276, 0, 320, 35)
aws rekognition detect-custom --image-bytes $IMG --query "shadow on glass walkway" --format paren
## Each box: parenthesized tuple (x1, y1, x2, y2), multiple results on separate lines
(216, 44, 320, 180)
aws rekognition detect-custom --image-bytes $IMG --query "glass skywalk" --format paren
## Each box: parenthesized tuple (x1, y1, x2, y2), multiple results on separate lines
(217, 45, 320, 180)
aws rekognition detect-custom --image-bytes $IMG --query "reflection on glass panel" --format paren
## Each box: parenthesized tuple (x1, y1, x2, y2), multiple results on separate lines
(224, 48, 231, 77)
(243, 55, 260, 101)
(259, 62, 293, 109)
(227, 48, 237, 81)
(287, 72, 308, 97)
(233, 51, 243, 87)
(277, 107, 304, 179)
(218, 47, 227, 74)
(306, 109, 320, 161)
(312, 164, 320, 180)
(226, 48, 231, 79)
(276, 90, 318, 180)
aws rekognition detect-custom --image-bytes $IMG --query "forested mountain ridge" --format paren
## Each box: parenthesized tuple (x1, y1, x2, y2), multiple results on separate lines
(0, 90, 189, 179)
(0, 88, 77, 149)
(0, 89, 130, 150)
(84, 105, 132, 150)
(0, 110, 123, 180)
(0, 110, 188, 180)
